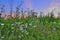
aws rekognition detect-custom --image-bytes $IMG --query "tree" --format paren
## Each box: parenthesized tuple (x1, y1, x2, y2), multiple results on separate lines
(0, 4, 5, 18)
(30, 10, 37, 18)
(21, 9, 24, 18)
(40, 11, 43, 17)
(50, 10, 54, 18)
(16, 7, 20, 17)
(10, 0, 13, 17)
(16, 1, 23, 18)
(27, 8, 31, 17)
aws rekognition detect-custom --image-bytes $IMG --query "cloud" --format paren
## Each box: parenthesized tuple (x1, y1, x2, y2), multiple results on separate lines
(49, 0, 60, 8)
(24, 0, 32, 10)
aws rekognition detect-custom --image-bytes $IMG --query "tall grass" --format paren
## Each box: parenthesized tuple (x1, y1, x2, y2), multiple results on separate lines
(0, 17, 60, 40)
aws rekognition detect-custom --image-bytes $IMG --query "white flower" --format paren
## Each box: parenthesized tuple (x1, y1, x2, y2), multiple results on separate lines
(25, 23, 28, 28)
(33, 25, 36, 28)
(29, 23, 32, 26)
(1, 36, 4, 39)
(21, 34, 23, 37)
(11, 27, 14, 29)
(53, 27, 56, 31)
(53, 22, 56, 24)
(21, 30, 24, 33)
(19, 26, 23, 31)
(22, 24, 25, 27)
(59, 23, 60, 24)
(18, 35, 21, 38)
(25, 31, 29, 35)
(1, 23, 4, 26)
(26, 32, 29, 35)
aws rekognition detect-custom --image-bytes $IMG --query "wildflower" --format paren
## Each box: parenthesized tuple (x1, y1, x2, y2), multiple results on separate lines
(33, 25, 36, 28)
(25, 25, 28, 28)
(21, 34, 23, 37)
(1, 23, 4, 26)
(26, 32, 29, 35)
(13, 22, 17, 26)
(59, 22, 60, 24)
(25, 31, 29, 35)
(11, 27, 14, 29)
(53, 27, 56, 31)
(29, 22, 32, 26)
(53, 22, 56, 24)
(18, 35, 21, 39)
(25, 23, 28, 28)
(19, 26, 23, 31)
(20, 24, 24, 26)
(1, 36, 5, 39)
(21, 30, 24, 33)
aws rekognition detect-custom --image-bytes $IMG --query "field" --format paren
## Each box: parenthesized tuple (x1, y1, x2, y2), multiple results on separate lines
(0, 17, 60, 40)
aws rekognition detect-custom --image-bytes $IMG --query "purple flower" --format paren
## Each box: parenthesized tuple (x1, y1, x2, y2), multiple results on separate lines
(13, 22, 17, 26)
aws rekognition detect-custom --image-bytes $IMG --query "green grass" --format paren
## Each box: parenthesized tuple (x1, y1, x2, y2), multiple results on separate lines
(0, 17, 60, 40)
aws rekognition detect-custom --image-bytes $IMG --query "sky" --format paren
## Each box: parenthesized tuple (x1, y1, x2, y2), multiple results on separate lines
(0, 0, 60, 13)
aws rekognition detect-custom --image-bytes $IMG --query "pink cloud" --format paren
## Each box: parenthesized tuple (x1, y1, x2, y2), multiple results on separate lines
(24, 0, 32, 10)
(49, 0, 60, 8)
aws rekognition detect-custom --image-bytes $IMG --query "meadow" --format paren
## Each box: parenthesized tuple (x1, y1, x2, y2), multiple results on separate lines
(0, 17, 60, 40)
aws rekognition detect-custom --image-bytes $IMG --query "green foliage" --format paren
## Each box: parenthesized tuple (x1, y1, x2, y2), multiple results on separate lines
(0, 17, 60, 40)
